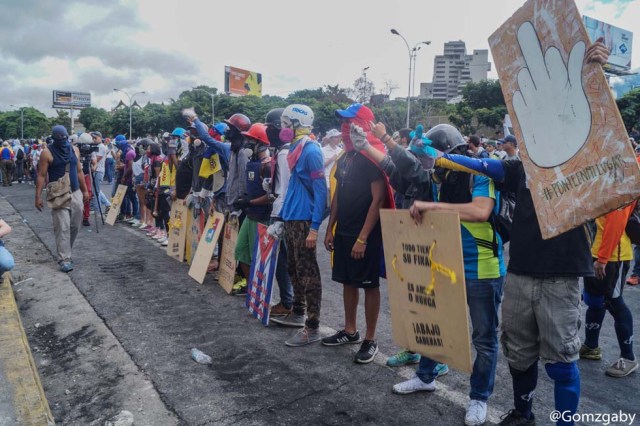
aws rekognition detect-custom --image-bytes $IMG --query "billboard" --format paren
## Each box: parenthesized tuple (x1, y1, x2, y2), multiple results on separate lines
(583, 15, 633, 71)
(224, 66, 262, 97)
(52, 90, 91, 109)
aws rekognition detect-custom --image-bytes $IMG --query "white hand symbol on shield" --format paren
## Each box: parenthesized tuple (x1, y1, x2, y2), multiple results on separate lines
(511, 22, 591, 168)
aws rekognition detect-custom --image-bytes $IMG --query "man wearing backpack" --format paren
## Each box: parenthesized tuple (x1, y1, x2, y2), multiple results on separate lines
(14, 145, 25, 183)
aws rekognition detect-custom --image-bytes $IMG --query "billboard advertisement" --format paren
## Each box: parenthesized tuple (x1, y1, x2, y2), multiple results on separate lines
(224, 66, 262, 97)
(583, 15, 633, 71)
(52, 90, 91, 109)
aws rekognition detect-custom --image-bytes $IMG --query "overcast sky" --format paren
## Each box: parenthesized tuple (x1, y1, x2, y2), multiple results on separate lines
(0, 0, 637, 116)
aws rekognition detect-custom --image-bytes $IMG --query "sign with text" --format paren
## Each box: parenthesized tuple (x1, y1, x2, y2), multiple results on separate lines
(218, 217, 239, 294)
(489, 0, 640, 239)
(105, 185, 127, 226)
(189, 212, 225, 284)
(245, 223, 280, 326)
(185, 208, 205, 265)
(52, 90, 91, 109)
(583, 15, 633, 72)
(166, 202, 188, 262)
(380, 210, 471, 373)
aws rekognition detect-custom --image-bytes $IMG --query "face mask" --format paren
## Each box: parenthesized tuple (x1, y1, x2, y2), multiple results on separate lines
(279, 128, 294, 143)
(193, 139, 202, 147)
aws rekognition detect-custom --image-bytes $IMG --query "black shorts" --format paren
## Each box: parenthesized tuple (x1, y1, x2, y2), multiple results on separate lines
(584, 259, 629, 299)
(332, 234, 381, 289)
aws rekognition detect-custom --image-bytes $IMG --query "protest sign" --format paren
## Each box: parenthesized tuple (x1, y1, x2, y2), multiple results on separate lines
(105, 185, 127, 226)
(380, 210, 471, 373)
(245, 223, 280, 326)
(185, 208, 205, 265)
(218, 216, 240, 294)
(189, 212, 225, 284)
(489, 0, 640, 239)
(166, 202, 188, 262)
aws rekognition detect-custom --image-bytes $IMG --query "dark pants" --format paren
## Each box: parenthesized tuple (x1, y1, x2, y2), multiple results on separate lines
(105, 158, 114, 183)
(1, 160, 12, 185)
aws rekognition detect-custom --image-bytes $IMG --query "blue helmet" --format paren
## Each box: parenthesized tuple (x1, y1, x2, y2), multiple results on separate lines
(114, 134, 127, 142)
(171, 127, 186, 138)
(213, 122, 229, 135)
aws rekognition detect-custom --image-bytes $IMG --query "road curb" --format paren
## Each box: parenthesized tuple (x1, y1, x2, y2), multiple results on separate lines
(0, 272, 55, 426)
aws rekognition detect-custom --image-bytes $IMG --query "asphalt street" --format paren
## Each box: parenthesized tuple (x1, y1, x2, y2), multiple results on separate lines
(1, 182, 639, 425)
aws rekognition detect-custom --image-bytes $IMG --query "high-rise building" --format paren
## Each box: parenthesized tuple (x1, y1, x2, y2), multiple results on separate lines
(420, 41, 491, 102)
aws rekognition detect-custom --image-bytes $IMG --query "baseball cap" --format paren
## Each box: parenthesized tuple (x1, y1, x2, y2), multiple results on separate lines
(90, 131, 102, 139)
(335, 103, 375, 122)
(325, 129, 341, 138)
(499, 134, 517, 146)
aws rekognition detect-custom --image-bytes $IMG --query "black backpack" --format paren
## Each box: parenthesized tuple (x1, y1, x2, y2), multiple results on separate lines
(16, 149, 24, 161)
(493, 190, 516, 244)
(625, 200, 640, 245)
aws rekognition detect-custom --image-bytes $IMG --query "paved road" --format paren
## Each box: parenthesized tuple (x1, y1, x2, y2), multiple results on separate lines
(1, 182, 639, 425)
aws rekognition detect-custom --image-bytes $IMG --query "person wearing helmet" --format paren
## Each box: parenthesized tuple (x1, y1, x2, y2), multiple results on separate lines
(270, 104, 327, 348)
(35, 125, 90, 273)
(116, 137, 140, 223)
(76, 133, 95, 226)
(230, 123, 273, 295)
(263, 107, 294, 317)
(220, 113, 252, 218)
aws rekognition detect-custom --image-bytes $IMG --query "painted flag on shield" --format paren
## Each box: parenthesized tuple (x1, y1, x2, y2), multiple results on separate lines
(246, 223, 280, 326)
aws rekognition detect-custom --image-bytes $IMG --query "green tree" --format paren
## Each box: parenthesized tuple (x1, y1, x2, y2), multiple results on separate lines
(447, 103, 476, 134)
(78, 107, 111, 133)
(616, 88, 640, 131)
(48, 110, 71, 134)
(462, 79, 505, 109)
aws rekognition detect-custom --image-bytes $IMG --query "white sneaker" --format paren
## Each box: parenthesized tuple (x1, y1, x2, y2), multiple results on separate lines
(465, 400, 487, 426)
(157, 236, 168, 244)
(161, 238, 169, 247)
(130, 219, 141, 227)
(392, 376, 436, 395)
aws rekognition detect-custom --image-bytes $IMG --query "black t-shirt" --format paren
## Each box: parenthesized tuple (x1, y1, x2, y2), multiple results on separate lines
(335, 151, 384, 243)
(500, 161, 594, 278)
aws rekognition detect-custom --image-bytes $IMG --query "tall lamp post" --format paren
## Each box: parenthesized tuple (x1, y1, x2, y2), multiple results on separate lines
(390, 29, 430, 128)
(113, 89, 146, 139)
(193, 88, 216, 124)
(9, 105, 24, 139)
(361, 66, 370, 104)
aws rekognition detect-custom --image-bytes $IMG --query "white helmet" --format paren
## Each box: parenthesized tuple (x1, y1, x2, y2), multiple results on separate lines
(281, 104, 314, 129)
(78, 133, 93, 144)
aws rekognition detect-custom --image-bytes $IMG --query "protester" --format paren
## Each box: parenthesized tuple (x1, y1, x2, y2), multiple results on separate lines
(0, 219, 15, 275)
(0, 141, 14, 186)
(468, 135, 489, 159)
(499, 135, 519, 160)
(105, 139, 115, 184)
(270, 104, 327, 347)
(117, 137, 139, 223)
(89, 132, 112, 216)
(35, 125, 90, 272)
(581, 205, 638, 377)
(14, 142, 25, 183)
(494, 141, 507, 159)
(321, 128, 342, 188)
(485, 141, 501, 159)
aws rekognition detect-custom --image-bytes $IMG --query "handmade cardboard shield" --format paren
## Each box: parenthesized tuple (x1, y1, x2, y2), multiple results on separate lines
(166, 202, 189, 262)
(489, 0, 640, 239)
(218, 216, 239, 294)
(105, 185, 127, 226)
(188, 212, 225, 284)
(185, 208, 206, 265)
(245, 223, 280, 326)
(380, 210, 472, 373)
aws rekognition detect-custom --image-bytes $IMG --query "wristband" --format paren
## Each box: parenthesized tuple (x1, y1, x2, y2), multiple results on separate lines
(357, 238, 367, 245)
(382, 134, 391, 143)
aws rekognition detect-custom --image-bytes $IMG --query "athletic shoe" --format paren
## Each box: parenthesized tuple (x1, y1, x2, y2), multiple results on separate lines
(434, 363, 449, 377)
(270, 312, 305, 327)
(579, 344, 602, 360)
(157, 236, 168, 244)
(465, 400, 487, 426)
(386, 350, 421, 367)
(124, 215, 135, 223)
(322, 329, 361, 346)
(270, 303, 292, 317)
(285, 327, 321, 347)
(161, 238, 169, 247)
(59, 262, 74, 273)
(627, 274, 639, 286)
(82, 219, 90, 227)
(130, 219, 141, 227)
(231, 279, 247, 296)
(146, 228, 160, 237)
(141, 224, 154, 231)
(153, 232, 167, 241)
(605, 358, 639, 377)
(498, 410, 535, 425)
(354, 340, 378, 364)
(392, 376, 436, 394)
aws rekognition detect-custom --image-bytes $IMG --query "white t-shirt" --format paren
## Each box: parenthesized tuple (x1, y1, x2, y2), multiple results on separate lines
(91, 143, 107, 173)
(31, 150, 41, 168)
(321, 144, 342, 186)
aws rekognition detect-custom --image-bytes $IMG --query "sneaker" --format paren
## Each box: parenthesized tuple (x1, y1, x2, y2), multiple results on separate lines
(605, 358, 639, 377)
(322, 329, 361, 346)
(392, 376, 436, 394)
(270, 303, 292, 317)
(147, 228, 160, 237)
(141, 224, 154, 231)
(285, 327, 321, 347)
(82, 219, 90, 227)
(498, 410, 535, 425)
(465, 400, 487, 426)
(354, 340, 378, 364)
(434, 363, 450, 377)
(59, 262, 74, 273)
(627, 274, 639, 286)
(387, 350, 421, 367)
(116, 214, 125, 222)
(153, 231, 167, 241)
(124, 215, 135, 222)
(579, 344, 602, 360)
(270, 312, 305, 327)
(157, 236, 168, 244)
(231, 279, 247, 296)
(161, 239, 169, 247)
(130, 219, 141, 227)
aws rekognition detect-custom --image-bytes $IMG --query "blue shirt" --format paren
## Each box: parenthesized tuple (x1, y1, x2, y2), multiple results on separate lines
(281, 139, 327, 230)
(0, 148, 11, 160)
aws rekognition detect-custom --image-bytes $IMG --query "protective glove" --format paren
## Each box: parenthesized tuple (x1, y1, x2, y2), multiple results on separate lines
(267, 220, 285, 239)
(262, 177, 272, 193)
(233, 198, 251, 211)
(350, 123, 370, 151)
(182, 107, 197, 122)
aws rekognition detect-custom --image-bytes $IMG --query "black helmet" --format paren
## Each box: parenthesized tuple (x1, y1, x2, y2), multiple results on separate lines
(148, 143, 162, 156)
(265, 108, 285, 129)
(425, 124, 466, 154)
(137, 138, 153, 149)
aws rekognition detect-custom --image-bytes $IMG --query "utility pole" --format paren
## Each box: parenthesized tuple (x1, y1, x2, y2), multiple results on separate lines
(113, 89, 146, 139)
(193, 88, 216, 124)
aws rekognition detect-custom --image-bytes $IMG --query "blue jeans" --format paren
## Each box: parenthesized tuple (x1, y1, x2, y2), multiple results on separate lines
(632, 245, 640, 276)
(275, 240, 293, 309)
(105, 158, 114, 183)
(0, 246, 15, 274)
(90, 171, 111, 211)
(120, 184, 139, 217)
(416, 277, 504, 402)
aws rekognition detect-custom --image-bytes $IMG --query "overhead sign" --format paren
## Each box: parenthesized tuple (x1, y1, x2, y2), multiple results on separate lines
(583, 15, 633, 72)
(224, 66, 262, 97)
(489, 0, 640, 239)
(52, 90, 91, 109)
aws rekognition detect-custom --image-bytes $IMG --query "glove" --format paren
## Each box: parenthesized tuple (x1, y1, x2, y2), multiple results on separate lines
(350, 123, 370, 151)
(267, 221, 285, 239)
(233, 198, 251, 211)
(262, 177, 272, 193)
(182, 107, 197, 121)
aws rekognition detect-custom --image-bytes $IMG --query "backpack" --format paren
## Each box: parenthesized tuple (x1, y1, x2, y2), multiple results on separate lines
(493, 190, 516, 244)
(16, 149, 24, 161)
(625, 200, 640, 245)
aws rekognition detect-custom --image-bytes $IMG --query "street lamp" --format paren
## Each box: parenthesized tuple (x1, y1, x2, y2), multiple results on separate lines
(9, 104, 24, 139)
(192, 88, 216, 124)
(390, 29, 430, 127)
(362, 66, 370, 104)
(113, 89, 146, 139)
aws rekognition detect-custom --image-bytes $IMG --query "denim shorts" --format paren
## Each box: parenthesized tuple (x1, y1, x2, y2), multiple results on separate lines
(134, 174, 144, 185)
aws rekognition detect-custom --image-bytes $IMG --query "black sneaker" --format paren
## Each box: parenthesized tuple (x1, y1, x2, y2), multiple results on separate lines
(82, 219, 90, 226)
(321, 330, 361, 346)
(354, 340, 378, 364)
(498, 410, 535, 425)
